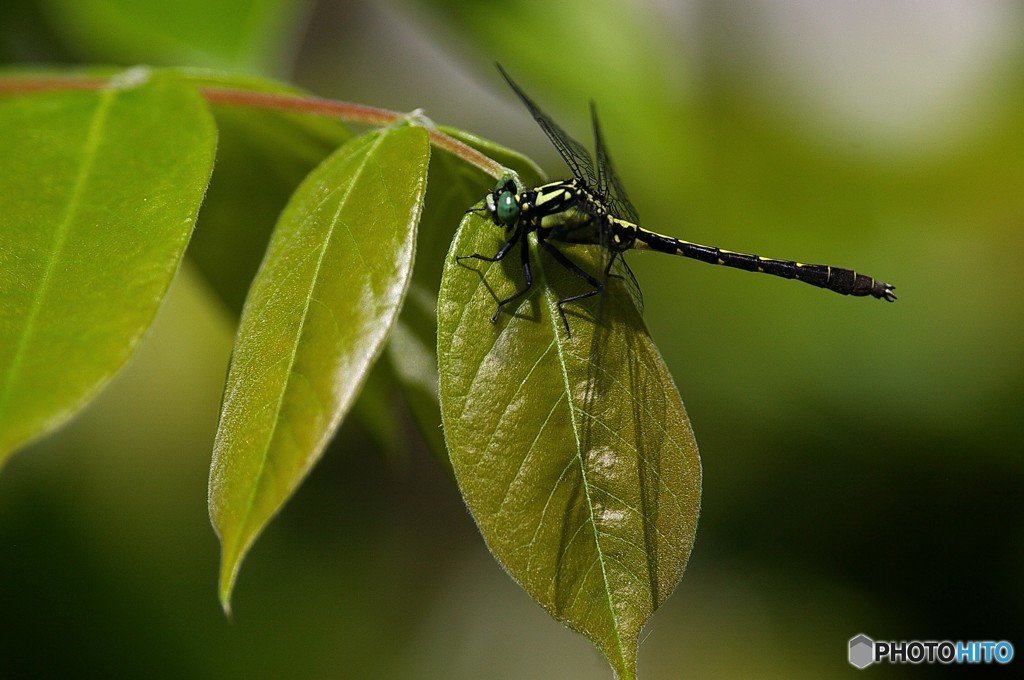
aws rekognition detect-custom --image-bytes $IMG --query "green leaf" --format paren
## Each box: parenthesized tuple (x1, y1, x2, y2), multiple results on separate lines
(438, 211, 702, 679)
(0, 71, 217, 465)
(388, 126, 545, 467)
(209, 124, 430, 610)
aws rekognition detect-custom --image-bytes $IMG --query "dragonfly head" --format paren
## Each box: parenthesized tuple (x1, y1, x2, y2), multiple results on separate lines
(484, 176, 520, 227)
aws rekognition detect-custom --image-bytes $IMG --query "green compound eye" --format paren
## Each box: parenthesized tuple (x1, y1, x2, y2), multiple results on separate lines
(495, 190, 519, 225)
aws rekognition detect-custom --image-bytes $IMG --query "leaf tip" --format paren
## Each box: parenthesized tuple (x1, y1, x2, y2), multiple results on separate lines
(220, 597, 234, 621)
(218, 572, 236, 620)
(217, 544, 243, 620)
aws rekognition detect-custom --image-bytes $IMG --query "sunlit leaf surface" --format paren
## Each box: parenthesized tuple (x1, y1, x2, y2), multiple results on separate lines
(209, 124, 430, 610)
(438, 210, 702, 679)
(0, 73, 216, 464)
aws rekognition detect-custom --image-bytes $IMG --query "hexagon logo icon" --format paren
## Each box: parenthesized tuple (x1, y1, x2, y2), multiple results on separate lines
(849, 634, 875, 669)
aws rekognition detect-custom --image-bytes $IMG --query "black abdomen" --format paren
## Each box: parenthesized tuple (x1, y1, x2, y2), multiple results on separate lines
(636, 230, 896, 301)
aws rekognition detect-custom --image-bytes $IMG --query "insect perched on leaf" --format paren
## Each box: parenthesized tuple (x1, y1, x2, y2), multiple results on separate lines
(459, 64, 897, 333)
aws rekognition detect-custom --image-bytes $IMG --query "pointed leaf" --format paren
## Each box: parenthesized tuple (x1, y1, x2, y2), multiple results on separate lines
(0, 73, 217, 464)
(438, 212, 702, 679)
(209, 125, 430, 609)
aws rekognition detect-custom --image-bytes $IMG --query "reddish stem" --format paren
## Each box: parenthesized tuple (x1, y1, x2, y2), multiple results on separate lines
(200, 87, 504, 178)
(0, 76, 108, 93)
(0, 75, 506, 179)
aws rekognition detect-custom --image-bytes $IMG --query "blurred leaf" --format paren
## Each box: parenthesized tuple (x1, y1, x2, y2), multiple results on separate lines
(389, 125, 545, 467)
(0, 1, 75, 63)
(209, 124, 430, 610)
(0, 71, 216, 465)
(416, 0, 674, 101)
(437, 211, 702, 679)
(176, 70, 351, 315)
(40, 0, 309, 74)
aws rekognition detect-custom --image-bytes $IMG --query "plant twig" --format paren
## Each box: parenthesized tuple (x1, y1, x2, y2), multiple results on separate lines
(0, 74, 506, 179)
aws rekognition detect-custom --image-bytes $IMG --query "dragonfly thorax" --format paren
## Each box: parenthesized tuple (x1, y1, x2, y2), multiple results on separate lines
(485, 176, 588, 230)
(528, 180, 584, 217)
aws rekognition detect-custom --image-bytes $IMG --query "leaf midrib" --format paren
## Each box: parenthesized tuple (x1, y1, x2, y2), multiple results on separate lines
(0, 88, 116, 425)
(231, 131, 387, 554)
(540, 246, 630, 673)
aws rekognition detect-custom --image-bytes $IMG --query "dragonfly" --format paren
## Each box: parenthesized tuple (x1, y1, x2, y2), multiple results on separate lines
(459, 65, 896, 333)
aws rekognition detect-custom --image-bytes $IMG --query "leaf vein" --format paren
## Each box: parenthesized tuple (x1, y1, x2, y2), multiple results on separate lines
(0, 88, 116, 420)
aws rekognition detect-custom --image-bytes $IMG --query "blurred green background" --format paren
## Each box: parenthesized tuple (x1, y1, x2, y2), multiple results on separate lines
(2, 0, 1022, 677)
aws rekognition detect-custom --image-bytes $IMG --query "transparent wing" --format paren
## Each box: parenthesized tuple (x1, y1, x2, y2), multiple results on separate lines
(547, 210, 645, 317)
(589, 103, 644, 312)
(496, 64, 599, 189)
(607, 251, 645, 317)
(496, 65, 645, 325)
(591, 102, 640, 225)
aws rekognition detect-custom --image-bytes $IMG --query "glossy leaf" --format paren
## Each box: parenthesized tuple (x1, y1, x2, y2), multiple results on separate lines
(209, 124, 430, 610)
(438, 211, 702, 679)
(0, 73, 217, 465)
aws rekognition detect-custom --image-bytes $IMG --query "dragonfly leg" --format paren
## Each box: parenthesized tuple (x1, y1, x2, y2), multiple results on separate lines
(458, 227, 534, 323)
(539, 239, 604, 335)
(488, 227, 535, 323)
(602, 250, 631, 282)
(457, 226, 520, 264)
